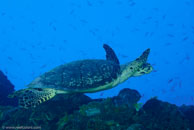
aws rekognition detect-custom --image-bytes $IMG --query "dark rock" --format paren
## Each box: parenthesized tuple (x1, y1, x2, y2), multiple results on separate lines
(113, 88, 141, 108)
(0, 70, 17, 106)
(135, 98, 190, 130)
(127, 124, 144, 130)
(179, 105, 194, 130)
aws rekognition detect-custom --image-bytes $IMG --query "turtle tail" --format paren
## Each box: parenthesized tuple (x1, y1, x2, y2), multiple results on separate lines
(9, 88, 56, 109)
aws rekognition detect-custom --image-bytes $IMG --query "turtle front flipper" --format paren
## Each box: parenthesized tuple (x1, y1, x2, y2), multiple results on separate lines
(103, 44, 120, 64)
(132, 63, 153, 77)
(136, 48, 150, 64)
(9, 88, 56, 109)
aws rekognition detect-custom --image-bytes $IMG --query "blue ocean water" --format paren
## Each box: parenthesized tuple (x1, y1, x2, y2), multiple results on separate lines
(0, 0, 193, 106)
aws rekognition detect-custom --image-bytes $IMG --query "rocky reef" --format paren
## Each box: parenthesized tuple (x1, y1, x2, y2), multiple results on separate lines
(179, 105, 194, 130)
(0, 91, 192, 130)
(0, 71, 194, 130)
(0, 70, 17, 106)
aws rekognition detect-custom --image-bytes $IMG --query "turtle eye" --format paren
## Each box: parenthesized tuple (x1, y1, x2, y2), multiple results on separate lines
(142, 63, 147, 69)
(140, 72, 145, 74)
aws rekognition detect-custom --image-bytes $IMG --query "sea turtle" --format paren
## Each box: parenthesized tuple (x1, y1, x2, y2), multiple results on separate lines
(10, 44, 153, 108)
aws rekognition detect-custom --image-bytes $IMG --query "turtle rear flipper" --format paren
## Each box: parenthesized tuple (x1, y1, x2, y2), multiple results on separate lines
(10, 88, 56, 109)
(133, 63, 153, 77)
(8, 89, 26, 98)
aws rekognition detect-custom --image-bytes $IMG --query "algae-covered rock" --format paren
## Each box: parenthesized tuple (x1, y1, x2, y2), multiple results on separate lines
(135, 98, 190, 130)
(62, 97, 137, 130)
(79, 102, 102, 117)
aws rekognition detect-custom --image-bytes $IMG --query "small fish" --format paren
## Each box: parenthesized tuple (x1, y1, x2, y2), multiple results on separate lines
(178, 81, 182, 88)
(168, 24, 174, 27)
(4, 69, 8, 75)
(7, 56, 13, 61)
(152, 70, 157, 72)
(120, 54, 128, 58)
(100, 93, 104, 96)
(11, 26, 15, 31)
(161, 89, 166, 94)
(31, 45, 36, 48)
(40, 64, 47, 69)
(1, 12, 6, 16)
(131, 28, 140, 32)
(20, 48, 27, 51)
(117, 1, 123, 5)
(185, 1, 191, 6)
(150, 32, 154, 37)
(53, 26, 56, 31)
(80, 19, 88, 24)
(145, 16, 152, 20)
(89, 30, 96, 36)
(129, 2, 136, 6)
(49, 22, 53, 26)
(180, 55, 190, 63)
(170, 86, 175, 92)
(69, 10, 75, 15)
(145, 32, 149, 37)
(182, 36, 189, 41)
(31, 21, 36, 25)
(168, 79, 173, 84)
(164, 42, 172, 46)
(125, 15, 132, 19)
(111, 32, 115, 37)
(50, 44, 55, 47)
(167, 34, 175, 38)
(191, 96, 194, 101)
(98, 0, 104, 5)
(87, 0, 92, 6)
(162, 15, 166, 20)
(153, 8, 159, 11)
(185, 55, 190, 60)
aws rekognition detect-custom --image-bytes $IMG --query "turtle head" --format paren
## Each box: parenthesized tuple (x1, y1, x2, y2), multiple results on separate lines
(119, 48, 153, 83)
(132, 63, 153, 76)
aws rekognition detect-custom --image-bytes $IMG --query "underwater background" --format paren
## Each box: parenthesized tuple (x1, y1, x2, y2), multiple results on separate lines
(0, 0, 194, 107)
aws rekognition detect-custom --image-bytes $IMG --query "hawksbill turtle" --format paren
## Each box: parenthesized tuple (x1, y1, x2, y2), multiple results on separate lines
(10, 44, 153, 108)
